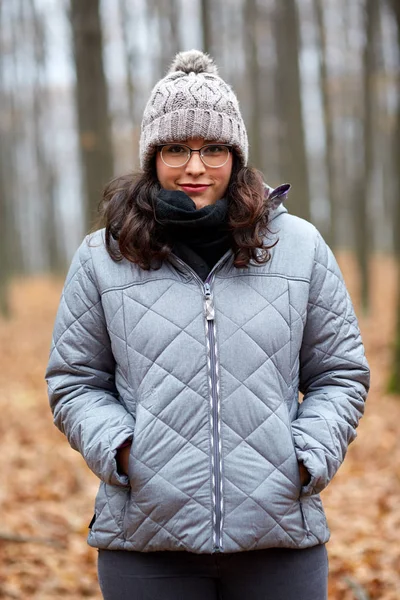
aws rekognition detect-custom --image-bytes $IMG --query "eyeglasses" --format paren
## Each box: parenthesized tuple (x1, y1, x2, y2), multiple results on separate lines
(158, 143, 232, 168)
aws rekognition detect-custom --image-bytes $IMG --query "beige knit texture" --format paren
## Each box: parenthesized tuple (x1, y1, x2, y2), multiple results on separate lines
(139, 51, 248, 169)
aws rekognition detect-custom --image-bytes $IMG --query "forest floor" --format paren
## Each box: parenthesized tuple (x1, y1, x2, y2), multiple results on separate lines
(0, 254, 399, 600)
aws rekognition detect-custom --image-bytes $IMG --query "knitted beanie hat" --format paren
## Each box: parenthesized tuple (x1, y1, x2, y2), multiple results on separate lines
(139, 49, 248, 170)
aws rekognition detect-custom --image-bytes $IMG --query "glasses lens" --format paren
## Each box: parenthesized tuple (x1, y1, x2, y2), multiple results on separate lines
(201, 145, 230, 167)
(161, 144, 189, 167)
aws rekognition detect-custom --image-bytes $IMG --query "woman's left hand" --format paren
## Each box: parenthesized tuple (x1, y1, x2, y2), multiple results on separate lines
(298, 462, 311, 486)
(116, 444, 132, 475)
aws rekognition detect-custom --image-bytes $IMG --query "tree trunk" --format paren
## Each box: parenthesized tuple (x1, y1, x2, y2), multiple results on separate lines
(388, 0, 400, 393)
(0, 153, 10, 317)
(243, 0, 262, 169)
(70, 0, 114, 232)
(29, 0, 64, 272)
(168, 0, 180, 58)
(275, 0, 311, 222)
(2, 0, 24, 276)
(389, 262, 400, 394)
(148, 0, 181, 77)
(200, 0, 212, 54)
(354, 0, 378, 314)
(118, 0, 138, 167)
(313, 0, 338, 248)
(389, 153, 400, 392)
(0, 2, 12, 315)
(118, 0, 136, 124)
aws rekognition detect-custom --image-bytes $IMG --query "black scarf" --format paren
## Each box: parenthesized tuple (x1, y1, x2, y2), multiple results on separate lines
(154, 189, 232, 280)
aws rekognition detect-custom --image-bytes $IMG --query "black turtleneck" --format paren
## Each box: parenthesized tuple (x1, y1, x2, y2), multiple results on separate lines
(154, 189, 232, 281)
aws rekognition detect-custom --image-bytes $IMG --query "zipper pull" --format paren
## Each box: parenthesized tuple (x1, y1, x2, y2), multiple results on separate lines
(204, 283, 215, 321)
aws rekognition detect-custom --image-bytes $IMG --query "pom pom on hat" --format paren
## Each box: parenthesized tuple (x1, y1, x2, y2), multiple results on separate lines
(168, 49, 219, 76)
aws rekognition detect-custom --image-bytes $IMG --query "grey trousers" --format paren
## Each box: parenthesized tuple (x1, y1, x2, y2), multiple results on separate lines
(98, 544, 328, 600)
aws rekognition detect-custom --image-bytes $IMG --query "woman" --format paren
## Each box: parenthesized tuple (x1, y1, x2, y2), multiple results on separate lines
(46, 50, 370, 600)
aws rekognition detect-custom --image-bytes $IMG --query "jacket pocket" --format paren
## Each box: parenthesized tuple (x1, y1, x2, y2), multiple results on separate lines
(281, 396, 302, 497)
(127, 440, 136, 482)
(88, 513, 96, 529)
(298, 499, 311, 534)
(297, 495, 330, 544)
(126, 399, 154, 485)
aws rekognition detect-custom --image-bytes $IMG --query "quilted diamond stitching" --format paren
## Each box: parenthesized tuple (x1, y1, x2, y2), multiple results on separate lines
(122, 288, 204, 351)
(50, 296, 102, 353)
(133, 398, 209, 461)
(126, 451, 209, 543)
(222, 478, 303, 548)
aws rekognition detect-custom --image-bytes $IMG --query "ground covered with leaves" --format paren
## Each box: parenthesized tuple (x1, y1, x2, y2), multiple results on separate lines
(0, 255, 399, 599)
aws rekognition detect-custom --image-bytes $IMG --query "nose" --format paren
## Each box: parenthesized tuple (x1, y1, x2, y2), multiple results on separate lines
(185, 151, 206, 176)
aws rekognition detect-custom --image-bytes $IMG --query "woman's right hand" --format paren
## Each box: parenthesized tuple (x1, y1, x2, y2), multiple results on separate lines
(298, 461, 311, 487)
(116, 444, 132, 475)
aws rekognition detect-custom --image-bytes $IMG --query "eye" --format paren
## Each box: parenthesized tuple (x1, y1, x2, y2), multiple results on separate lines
(164, 144, 187, 154)
(202, 145, 225, 155)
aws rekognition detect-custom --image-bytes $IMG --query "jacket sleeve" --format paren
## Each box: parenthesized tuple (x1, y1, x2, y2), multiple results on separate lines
(292, 233, 370, 497)
(45, 237, 135, 487)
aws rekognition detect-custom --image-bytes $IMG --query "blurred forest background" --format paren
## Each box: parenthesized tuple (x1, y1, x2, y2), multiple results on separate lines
(0, 0, 400, 598)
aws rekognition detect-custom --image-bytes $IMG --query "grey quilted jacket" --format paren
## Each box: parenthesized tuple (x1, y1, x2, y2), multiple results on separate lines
(46, 199, 369, 554)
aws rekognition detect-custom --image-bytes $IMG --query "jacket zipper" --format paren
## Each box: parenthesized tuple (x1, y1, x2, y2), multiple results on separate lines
(204, 280, 223, 552)
(170, 254, 227, 552)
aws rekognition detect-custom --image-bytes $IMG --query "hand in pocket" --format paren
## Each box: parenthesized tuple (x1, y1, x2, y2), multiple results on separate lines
(298, 461, 311, 486)
(116, 443, 132, 476)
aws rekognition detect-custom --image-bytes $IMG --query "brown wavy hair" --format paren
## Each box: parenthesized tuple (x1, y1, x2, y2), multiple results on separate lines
(99, 155, 276, 270)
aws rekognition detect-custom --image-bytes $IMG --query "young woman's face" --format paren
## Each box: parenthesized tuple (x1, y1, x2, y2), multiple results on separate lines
(155, 137, 233, 209)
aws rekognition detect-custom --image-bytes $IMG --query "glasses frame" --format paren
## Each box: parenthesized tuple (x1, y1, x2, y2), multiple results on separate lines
(158, 143, 232, 169)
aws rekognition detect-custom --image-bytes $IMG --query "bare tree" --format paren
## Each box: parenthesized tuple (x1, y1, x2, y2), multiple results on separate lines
(118, 0, 136, 125)
(243, 0, 262, 168)
(70, 0, 114, 232)
(0, 146, 10, 316)
(274, 0, 311, 222)
(389, 0, 400, 393)
(148, 0, 181, 76)
(118, 0, 139, 167)
(0, 0, 22, 313)
(353, 0, 379, 313)
(313, 0, 338, 248)
(200, 0, 213, 54)
(29, 0, 63, 272)
(0, 1, 10, 316)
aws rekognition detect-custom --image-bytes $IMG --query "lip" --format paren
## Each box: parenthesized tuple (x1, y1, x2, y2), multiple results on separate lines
(179, 184, 210, 193)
